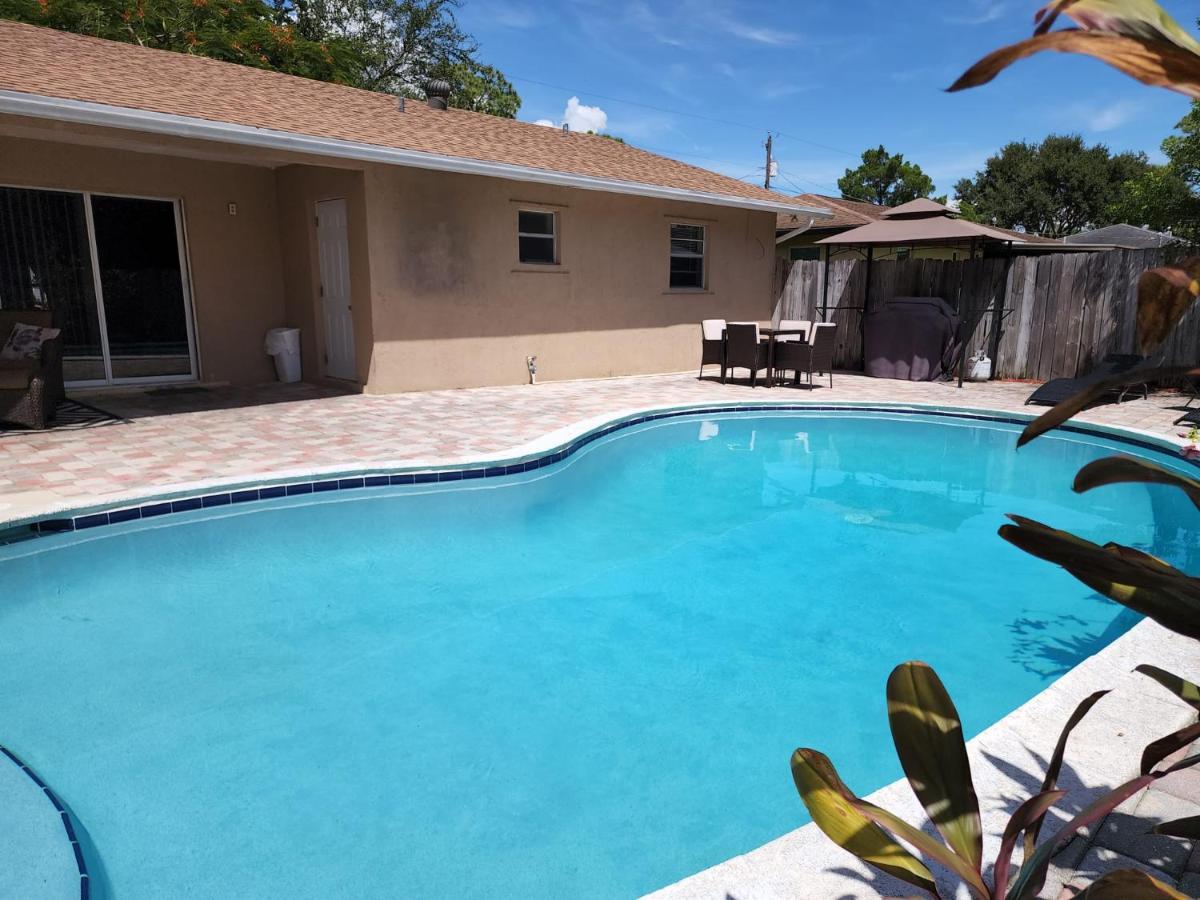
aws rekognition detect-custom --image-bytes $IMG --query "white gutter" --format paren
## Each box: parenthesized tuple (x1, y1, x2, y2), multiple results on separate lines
(775, 218, 816, 244)
(0, 90, 833, 218)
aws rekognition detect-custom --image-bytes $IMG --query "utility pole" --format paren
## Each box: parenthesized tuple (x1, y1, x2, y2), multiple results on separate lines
(764, 134, 774, 190)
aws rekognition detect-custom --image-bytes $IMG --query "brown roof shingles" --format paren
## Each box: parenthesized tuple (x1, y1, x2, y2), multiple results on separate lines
(0, 21, 816, 211)
(776, 193, 887, 232)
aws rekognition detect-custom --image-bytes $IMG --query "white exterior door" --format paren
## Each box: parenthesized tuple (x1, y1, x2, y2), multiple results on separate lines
(315, 198, 356, 381)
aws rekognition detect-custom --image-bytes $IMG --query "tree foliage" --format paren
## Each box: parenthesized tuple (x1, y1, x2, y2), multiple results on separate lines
(0, 0, 522, 117)
(837, 146, 935, 207)
(954, 134, 1148, 237)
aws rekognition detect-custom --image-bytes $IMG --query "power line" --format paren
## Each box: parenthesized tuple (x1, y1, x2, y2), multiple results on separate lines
(508, 73, 859, 158)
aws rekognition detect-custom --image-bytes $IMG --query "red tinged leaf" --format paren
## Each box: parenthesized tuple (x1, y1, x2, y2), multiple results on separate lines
(1073, 456, 1200, 511)
(1138, 260, 1200, 352)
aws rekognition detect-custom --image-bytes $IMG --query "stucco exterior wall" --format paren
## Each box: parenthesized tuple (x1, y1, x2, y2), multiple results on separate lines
(360, 164, 778, 393)
(0, 135, 287, 385)
(274, 165, 373, 386)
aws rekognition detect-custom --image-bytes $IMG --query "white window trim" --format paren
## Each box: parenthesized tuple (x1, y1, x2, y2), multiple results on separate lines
(669, 221, 707, 291)
(517, 208, 559, 266)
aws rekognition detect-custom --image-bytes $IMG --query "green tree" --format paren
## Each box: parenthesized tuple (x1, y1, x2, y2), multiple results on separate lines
(429, 59, 521, 118)
(1108, 165, 1196, 235)
(837, 146, 935, 207)
(0, 0, 360, 82)
(954, 134, 1148, 237)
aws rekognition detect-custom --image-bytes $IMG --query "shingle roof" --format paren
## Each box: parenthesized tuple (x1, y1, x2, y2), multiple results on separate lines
(776, 194, 888, 232)
(1064, 223, 1182, 249)
(0, 21, 823, 214)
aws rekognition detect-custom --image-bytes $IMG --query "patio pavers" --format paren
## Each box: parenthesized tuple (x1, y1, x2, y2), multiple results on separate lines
(1, 372, 1195, 528)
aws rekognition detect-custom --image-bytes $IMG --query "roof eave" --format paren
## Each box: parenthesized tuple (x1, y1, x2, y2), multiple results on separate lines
(0, 89, 833, 217)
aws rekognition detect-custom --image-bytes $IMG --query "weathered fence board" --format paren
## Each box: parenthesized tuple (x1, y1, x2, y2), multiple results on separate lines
(772, 248, 1184, 381)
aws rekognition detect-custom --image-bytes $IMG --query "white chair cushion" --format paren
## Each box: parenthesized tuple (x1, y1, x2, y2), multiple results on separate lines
(776, 319, 811, 343)
(701, 319, 726, 341)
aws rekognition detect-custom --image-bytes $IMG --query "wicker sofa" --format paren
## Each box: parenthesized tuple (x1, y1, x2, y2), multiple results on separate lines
(0, 310, 65, 429)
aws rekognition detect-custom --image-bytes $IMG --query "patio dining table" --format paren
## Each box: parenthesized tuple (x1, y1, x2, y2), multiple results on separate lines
(719, 325, 809, 388)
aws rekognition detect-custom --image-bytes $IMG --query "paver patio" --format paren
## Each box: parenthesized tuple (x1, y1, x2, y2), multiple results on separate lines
(2, 372, 1196, 529)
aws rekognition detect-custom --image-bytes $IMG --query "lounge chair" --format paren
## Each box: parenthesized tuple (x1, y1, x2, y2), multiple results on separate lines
(723, 322, 769, 387)
(1025, 354, 1148, 407)
(0, 310, 64, 430)
(772, 322, 838, 389)
(699, 319, 725, 378)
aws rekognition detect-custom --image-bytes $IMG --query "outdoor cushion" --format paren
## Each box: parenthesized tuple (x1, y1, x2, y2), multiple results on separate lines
(0, 359, 34, 389)
(0, 322, 61, 361)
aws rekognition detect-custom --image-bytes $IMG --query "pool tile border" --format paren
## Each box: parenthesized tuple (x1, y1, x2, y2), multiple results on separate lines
(2, 402, 1195, 547)
(0, 746, 89, 900)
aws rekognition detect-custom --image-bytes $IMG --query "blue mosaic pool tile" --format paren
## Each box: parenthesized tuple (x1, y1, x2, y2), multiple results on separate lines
(339, 477, 366, 489)
(37, 519, 74, 534)
(313, 480, 340, 493)
(461, 469, 486, 480)
(285, 483, 313, 496)
(171, 497, 202, 513)
(390, 473, 415, 485)
(108, 507, 141, 524)
(140, 502, 172, 519)
(364, 475, 389, 487)
(259, 485, 287, 499)
(231, 489, 259, 504)
(74, 512, 110, 530)
(412, 472, 438, 484)
(201, 493, 231, 508)
(438, 470, 463, 482)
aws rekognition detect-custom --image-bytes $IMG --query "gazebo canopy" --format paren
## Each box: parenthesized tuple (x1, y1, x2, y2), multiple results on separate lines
(816, 199, 1018, 246)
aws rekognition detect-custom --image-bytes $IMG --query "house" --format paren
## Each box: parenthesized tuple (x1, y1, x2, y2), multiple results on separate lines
(1064, 223, 1184, 250)
(777, 194, 1062, 262)
(0, 22, 829, 393)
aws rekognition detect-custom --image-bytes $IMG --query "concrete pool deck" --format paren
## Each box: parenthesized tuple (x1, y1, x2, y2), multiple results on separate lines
(4, 372, 1200, 897)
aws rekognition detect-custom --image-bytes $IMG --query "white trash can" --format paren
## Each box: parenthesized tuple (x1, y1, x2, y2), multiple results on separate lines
(265, 327, 302, 383)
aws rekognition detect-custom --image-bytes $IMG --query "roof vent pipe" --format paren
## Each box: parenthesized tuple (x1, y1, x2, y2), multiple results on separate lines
(424, 79, 451, 110)
(561, 123, 569, 133)
(397, 96, 405, 113)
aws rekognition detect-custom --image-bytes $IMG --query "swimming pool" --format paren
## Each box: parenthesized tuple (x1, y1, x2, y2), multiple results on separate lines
(2, 410, 1197, 898)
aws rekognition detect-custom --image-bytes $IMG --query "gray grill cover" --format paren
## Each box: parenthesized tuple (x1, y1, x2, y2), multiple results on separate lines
(864, 297, 959, 381)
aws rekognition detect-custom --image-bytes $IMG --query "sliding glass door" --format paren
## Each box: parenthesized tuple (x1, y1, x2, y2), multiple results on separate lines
(0, 186, 196, 385)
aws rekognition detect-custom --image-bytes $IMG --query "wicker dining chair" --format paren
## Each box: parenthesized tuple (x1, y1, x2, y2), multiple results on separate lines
(771, 321, 838, 389)
(723, 322, 769, 387)
(0, 310, 64, 429)
(699, 319, 726, 379)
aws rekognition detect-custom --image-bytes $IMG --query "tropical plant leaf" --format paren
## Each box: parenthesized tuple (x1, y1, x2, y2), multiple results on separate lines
(1141, 721, 1200, 775)
(790, 749, 939, 896)
(1074, 456, 1200, 510)
(1014, 366, 1200, 447)
(1153, 814, 1200, 838)
(998, 516, 1200, 640)
(1035, 0, 1200, 54)
(886, 662, 983, 875)
(1138, 260, 1200, 352)
(993, 790, 1066, 898)
(948, 31, 1200, 99)
(1007, 753, 1200, 899)
(1134, 664, 1200, 712)
(1024, 690, 1110, 863)
(1075, 867, 1189, 898)
(853, 799, 990, 899)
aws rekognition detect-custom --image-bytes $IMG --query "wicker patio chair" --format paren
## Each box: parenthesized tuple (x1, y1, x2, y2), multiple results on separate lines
(771, 322, 838, 389)
(699, 319, 726, 379)
(723, 322, 769, 387)
(0, 310, 65, 429)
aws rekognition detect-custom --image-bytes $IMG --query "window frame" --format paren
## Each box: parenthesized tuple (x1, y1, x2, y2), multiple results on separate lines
(517, 208, 559, 266)
(668, 221, 707, 291)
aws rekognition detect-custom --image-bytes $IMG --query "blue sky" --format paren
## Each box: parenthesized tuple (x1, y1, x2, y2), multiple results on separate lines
(457, 0, 1198, 198)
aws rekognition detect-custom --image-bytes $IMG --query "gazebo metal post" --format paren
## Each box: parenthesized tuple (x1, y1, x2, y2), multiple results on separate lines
(956, 238, 977, 388)
(819, 244, 833, 322)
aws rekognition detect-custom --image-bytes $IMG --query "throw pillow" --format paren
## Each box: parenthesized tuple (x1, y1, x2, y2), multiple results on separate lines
(0, 323, 61, 361)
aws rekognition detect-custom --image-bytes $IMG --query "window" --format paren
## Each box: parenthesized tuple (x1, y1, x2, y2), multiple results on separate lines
(789, 246, 820, 262)
(669, 223, 706, 289)
(518, 210, 557, 264)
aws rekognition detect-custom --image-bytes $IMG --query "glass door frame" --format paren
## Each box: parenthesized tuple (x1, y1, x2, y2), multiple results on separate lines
(1, 182, 199, 388)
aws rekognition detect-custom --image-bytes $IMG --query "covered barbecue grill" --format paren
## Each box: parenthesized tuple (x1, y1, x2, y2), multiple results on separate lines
(864, 297, 960, 381)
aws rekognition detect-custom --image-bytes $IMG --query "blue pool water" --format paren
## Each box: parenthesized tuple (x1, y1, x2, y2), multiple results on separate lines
(2, 411, 1198, 898)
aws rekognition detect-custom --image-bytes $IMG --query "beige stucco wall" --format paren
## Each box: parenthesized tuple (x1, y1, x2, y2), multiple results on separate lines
(0, 133, 287, 385)
(360, 164, 777, 393)
(274, 165, 373, 386)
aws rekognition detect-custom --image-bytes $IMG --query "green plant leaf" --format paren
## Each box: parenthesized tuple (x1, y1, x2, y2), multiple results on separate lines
(886, 662, 983, 875)
(1153, 814, 1200, 837)
(1134, 664, 1200, 711)
(790, 748, 939, 896)
(1075, 867, 1189, 897)
(853, 800, 990, 899)
(948, 31, 1200, 99)
(1035, 0, 1200, 54)
(1138, 260, 1200, 352)
(1074, 457, 1200, 511)
(993, 790, 1066, 898)
(1013, 366, 1200, 448)
(1024, 690, 1110, 862)
(998, 516, 1200, 640)
(1141, 720, 1200, 775)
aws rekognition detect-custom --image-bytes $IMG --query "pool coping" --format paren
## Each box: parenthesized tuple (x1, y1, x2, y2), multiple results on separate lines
(2, 399, 1195, 544)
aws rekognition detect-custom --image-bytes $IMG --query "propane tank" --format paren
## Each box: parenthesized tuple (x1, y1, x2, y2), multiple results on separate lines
(968, 350, 992, 382)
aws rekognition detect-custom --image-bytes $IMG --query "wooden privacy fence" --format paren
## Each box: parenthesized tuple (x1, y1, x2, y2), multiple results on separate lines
(771, 248, 1195, 380)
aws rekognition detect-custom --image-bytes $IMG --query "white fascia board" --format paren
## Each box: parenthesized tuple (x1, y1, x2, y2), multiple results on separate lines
(0, 90, 833, 218)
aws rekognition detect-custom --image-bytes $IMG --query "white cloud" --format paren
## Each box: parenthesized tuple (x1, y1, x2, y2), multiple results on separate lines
(721, 20, 799, 46)
(1078, 99, 1140, 132)
(946, 1, 1010, 25)
(488, 1, 538, 28)
(531, 97, 610, 134)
